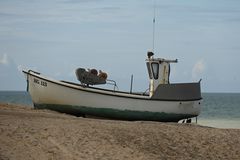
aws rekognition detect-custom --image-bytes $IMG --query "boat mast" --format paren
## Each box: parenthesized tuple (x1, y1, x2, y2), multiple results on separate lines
(152, 0, 156, 53)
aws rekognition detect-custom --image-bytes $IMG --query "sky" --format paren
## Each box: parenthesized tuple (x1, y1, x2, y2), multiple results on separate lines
(0, 0, 240, 92)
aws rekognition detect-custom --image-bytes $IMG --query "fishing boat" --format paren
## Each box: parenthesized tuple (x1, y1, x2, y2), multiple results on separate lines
(23, 52, 202, 122)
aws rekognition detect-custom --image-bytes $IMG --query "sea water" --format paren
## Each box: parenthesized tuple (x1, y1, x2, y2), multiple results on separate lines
(0, 91, 239, 129)
(198, 93, 240, 129)
(0, 91, 33, 107)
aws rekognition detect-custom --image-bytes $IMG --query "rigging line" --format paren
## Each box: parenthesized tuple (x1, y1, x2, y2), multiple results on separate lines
(152, 0, 156, 53)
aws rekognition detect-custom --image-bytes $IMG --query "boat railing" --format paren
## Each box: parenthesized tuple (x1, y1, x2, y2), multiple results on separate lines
(28, 70, 40, 75)
(106, 79, 119, 91)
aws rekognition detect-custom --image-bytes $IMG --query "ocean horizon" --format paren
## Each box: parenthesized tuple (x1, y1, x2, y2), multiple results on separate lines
(0, 91, 240, 129)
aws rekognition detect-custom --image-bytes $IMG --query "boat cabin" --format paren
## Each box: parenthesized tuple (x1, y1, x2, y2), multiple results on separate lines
(145, 51, 201, 101)
(146, 51, 177, 97)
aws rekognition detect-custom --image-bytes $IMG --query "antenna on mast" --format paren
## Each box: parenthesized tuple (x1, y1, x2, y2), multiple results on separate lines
(152, 0, 156, 53)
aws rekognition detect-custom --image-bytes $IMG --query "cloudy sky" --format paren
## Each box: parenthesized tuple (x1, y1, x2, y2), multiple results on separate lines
(0, 0, 240, 92)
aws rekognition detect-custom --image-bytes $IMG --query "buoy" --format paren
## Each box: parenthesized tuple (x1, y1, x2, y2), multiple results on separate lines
(90, 69, 98, 75)
(99, 70, 108, 80)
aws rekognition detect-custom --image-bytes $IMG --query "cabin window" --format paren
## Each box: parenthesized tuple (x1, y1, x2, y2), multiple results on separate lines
(146, 62, 153, 79)
(151, 62, 159, 79)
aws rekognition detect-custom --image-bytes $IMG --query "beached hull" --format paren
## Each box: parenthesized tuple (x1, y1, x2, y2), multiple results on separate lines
(23, 70, 201, 122)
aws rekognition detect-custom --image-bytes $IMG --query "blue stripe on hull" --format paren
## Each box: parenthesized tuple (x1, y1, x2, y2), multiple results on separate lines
(34, 104, 196, 122)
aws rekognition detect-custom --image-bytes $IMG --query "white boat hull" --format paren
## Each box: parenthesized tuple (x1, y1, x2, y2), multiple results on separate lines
(23, 70, 202, 122)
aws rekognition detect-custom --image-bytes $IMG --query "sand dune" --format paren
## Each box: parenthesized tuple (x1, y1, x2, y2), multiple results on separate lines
(0, 103, 240, 160)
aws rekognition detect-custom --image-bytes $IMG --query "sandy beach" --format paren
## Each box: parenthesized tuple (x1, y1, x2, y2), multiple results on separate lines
(0, 103, 240, 160)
